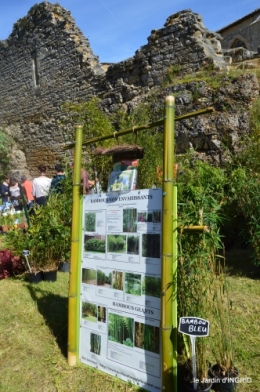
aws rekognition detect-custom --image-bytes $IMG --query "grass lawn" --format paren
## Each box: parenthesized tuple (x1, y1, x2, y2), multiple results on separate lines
(0, 245, 259, 391)
(0, 273, 135, 392)
(222, 245, 260, 392)
(82, 314, 97, 323)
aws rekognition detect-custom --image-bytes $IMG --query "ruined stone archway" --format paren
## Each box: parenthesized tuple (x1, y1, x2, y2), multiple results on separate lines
(229, 35, 248, 49)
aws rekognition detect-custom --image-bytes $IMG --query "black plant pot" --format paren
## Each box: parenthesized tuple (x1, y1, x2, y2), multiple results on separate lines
(184, 381, 213, 391)
(209, 365, 238, 392)
(42, 269, 57, 282)
(59, 262, 70, 272)
(28, 271, 43, 284)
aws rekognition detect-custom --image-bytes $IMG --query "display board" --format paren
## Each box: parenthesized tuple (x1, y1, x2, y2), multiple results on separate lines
(79, 189, 162, 392)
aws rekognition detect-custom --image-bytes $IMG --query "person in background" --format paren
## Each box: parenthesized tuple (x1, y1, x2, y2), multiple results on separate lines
(21, 175, 34, 212)
(32, 164, 52, 206)
(68, 163, 97, 194)
(50, 163, 66, 193)
(0, 176, 10, 204)
(8, 177, 24, 211)
(80, 167, 97, 194)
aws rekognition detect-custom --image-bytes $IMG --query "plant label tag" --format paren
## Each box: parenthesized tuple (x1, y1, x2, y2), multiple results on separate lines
(178, 316, 210, 337)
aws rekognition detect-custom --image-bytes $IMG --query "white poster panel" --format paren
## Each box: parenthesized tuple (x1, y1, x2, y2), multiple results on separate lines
(79, 189, 162, 392)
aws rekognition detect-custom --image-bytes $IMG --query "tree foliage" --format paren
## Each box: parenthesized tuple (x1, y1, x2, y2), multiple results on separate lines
(0, 129, 12, 181)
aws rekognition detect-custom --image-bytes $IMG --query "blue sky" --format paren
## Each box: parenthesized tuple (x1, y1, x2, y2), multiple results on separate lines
(0, 0, 259, 63)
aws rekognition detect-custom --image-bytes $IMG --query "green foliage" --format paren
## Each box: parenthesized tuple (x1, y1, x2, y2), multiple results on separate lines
(85, 212, 96, 231)
(108, 314, 134, 345)
(142, 276, 161, 297)
(176, 155, 231, 377)
(177, 154, 226, 228)
(162, 66, 246, 90)
(123, 337, 134, 347)
(142, 234, 161, 258)
(62, 97, 115, 188)
(82, 268, 96, 282)
(85, 238, 106, 253)
(97, 269, 106, 285)
(162, 64, 182, 86)
(107, 235, 126, 252)
(111, 102, 164, 189)
(125, 273, 141, 296)
(127, 235, 139, 254)
(82, 302, 97, 317)
(0, 129, 12, 181)
(123, 209, 137, 232)
(221, 97, 260, 265)
(3, 172, 73, 270)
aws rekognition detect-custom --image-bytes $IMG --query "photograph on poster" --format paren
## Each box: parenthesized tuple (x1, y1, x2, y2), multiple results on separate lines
(82, 301, 97, 323)
(134, 322, 160, 354)
(107, 234, 126, 253)
(142, 276, 161, 298)
(152, 211, 161, 224)
(85, 212, 96, 232)
(125, 273, 142, 296)
(123, 208, 137, 232)
(84, 235, 106, 253)
(97, 269, 112, 288)
(112, 271, 124, 291)
(127, 234, 139, 255)
(90, 332, 101, 355)
(142, 234, 161, 258)
(137, 212, 147, 223)
(82, 268, 97, 285)
(97, 306, 107, 323)
(108, 313, 134, 347)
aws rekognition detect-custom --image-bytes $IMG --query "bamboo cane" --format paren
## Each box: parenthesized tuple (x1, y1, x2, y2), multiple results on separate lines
(172, 184, 178, 391)
(161, 96, 175, 391)
(68, 124, 83, 366)
(76, 187, 83, 360)
(63, 107, 214, 150)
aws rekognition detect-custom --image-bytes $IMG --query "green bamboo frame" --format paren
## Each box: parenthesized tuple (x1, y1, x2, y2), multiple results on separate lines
(161, 96, 175, 390)
(68, 124, 83, 366)
(63, 107, 213, 150)
(66, 100, 213, 392)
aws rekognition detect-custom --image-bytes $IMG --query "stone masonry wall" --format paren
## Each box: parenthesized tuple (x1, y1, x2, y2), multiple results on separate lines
(218, 10, 260, 52)
(0, 2, 104, 176)
(0, 2, 232, 177)
(102, 10, 227, 113)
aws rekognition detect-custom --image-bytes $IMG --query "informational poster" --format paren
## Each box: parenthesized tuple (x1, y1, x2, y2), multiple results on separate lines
(79, 189, 162, 392)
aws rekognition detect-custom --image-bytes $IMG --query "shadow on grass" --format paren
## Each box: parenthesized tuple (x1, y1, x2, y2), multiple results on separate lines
(225, 243, 260, 279)
(26, 284, 68, 358)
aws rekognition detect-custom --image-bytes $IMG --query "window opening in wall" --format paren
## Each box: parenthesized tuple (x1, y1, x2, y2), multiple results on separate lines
(31, 50, 39, 86)
(231, 39, 247, 49)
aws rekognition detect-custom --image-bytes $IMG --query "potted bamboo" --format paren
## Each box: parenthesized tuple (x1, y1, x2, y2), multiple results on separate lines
(182, 340, 213, 391)
(3, 174, 73, 282)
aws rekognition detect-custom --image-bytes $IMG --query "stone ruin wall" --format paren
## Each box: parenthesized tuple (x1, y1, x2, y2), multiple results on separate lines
(0, 2, 105, 177)
(0, 2, 255, 178)
(101, 10, 226, 113)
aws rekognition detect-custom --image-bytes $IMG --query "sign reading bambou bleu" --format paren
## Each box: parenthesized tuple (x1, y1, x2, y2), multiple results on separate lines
(178, 316, 210, 337)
